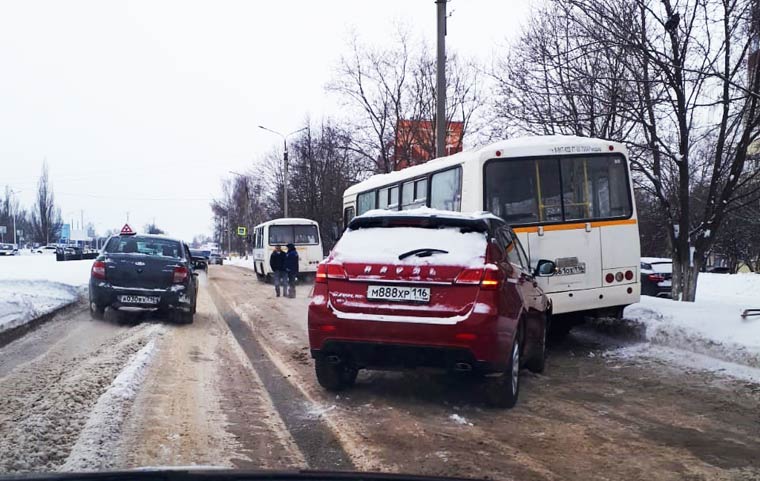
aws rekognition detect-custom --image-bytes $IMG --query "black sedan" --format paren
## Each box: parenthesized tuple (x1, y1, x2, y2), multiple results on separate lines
(190, 249, 209, 271)
(88, 233, 202, 323)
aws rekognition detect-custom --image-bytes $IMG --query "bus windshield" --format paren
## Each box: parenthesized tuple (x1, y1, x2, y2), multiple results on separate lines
(484, 154, 632, 225)
(268, 224, 319, 245)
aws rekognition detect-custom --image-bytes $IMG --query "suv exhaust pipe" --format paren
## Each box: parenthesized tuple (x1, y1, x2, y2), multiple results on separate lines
(326, 354, 342, 365)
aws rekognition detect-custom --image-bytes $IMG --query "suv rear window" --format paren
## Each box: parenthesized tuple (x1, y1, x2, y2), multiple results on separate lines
(332, 224, 487, 267)
(104, 236, 182, 258)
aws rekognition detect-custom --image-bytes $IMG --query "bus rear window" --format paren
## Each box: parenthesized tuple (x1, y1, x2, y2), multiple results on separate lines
(485, 155, 632, 224)
(268, 225, 319, 245)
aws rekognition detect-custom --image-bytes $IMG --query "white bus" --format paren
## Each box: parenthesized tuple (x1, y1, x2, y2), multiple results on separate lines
(252, 218, 324, 281)
(342, 135, 640, 329)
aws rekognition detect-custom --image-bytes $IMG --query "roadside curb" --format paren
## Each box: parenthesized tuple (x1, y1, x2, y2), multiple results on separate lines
(0, 297, 85, 349)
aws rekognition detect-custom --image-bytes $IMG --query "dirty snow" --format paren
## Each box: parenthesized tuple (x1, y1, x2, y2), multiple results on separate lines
(449, 414, 473, 426)
(621, 273, 760, 371)
(60, 336, 161, 471)
(0, 255, 93, 334)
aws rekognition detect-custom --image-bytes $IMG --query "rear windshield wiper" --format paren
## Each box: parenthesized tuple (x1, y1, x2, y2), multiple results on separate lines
(398, 248, 449, 260)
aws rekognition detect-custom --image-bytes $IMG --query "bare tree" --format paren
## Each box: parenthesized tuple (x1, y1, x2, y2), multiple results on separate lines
(498, 0, 760, 301)
(328, 26, 484, 173)
(30, 161, 62, 245)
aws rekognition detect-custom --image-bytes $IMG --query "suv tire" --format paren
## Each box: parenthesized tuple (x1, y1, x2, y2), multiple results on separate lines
(484, 338, 520, 408)
(315, 357, 357, 391)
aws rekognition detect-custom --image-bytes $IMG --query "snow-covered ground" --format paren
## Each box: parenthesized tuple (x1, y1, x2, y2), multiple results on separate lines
(620, 272, 760, 374)
(225, 257, 255, 271)
(0, 254, 93, 334)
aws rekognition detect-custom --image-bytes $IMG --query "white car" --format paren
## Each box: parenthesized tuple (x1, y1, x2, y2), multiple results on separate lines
(0, 244, 18, 256)
(34, 245, 58, 254)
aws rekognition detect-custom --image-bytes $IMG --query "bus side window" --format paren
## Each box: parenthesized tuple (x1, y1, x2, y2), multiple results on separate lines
(343, 206, 355, 230)
(430, 167, 462, 211)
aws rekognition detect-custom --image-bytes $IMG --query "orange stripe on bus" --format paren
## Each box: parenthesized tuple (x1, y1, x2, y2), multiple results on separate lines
(512, 218, 637, 234)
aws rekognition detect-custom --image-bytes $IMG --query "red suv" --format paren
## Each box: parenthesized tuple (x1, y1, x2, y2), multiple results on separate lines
(308, 210, 556, 408)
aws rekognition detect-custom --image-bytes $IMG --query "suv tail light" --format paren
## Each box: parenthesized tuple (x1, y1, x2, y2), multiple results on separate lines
(315, 262, 347, 284)
(91, 260, 106, 280)
(173, 266, 189, 283)
(647, 273, 665, 283)
(455, 265, 502, 290)
(455, 268, 483, 285)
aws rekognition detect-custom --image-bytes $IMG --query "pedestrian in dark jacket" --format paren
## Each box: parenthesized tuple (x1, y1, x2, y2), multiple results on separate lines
(284, 243, 299, 298)
(269, 245, 287, 297)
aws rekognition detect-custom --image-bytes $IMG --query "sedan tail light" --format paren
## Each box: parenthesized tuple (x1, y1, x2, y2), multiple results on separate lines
(173, 266, 189, 283)
(91, 260, 106, 280)
(647, 273, 665, 283)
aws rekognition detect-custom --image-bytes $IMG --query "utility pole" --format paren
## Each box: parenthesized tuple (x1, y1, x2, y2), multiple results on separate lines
(283, 140, 289, 217)
(259, 125, 308, 218)
(435, 0, 447, 158)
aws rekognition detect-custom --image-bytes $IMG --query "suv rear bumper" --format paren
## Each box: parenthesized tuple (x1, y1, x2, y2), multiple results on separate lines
(308, 301, 516, 372)
(311, 341, 500, 373)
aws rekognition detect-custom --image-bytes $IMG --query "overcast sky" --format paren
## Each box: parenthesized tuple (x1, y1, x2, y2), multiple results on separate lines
(0, 1, 533, 242)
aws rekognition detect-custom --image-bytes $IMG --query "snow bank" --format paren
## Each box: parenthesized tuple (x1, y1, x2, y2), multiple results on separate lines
(622, 273, 760, 370)
(60, 336, 161, 471)
(226, 257, 255, 271)
(0, 280, 80, 333)
(0, 255, 93, 334)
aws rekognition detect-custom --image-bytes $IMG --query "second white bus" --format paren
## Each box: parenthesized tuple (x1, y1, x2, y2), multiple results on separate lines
(252, 218, 324, 280)
(342, 135, 640, 331)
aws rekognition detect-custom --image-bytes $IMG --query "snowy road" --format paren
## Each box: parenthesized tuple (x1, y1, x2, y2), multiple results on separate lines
(1, 265, 759, 480)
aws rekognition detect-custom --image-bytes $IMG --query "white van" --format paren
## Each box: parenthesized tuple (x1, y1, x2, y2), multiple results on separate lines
(252, 218, 324, 281)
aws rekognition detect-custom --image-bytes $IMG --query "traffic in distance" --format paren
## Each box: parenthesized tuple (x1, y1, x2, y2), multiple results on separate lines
(79, 135, 640, 409)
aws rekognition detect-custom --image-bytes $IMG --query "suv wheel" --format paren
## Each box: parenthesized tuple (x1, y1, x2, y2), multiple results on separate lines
(525, 317, 547, 374)
(484, 338, 520, 408)
(315, 357, 358, 392)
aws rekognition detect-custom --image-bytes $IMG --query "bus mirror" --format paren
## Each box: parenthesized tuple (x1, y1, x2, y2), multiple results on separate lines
(534, 259, 556, 277)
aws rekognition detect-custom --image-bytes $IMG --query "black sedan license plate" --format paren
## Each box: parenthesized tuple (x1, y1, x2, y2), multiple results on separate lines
(367, 285, 430, 303)
(119, 295, 160, 305)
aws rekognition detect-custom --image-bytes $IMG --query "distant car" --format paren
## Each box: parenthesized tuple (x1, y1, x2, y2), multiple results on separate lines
(190, 249, 209, 271)
(209, 253, 223, 265)
(308, 209, 556, 408)
(0, 244, 18, 256)
(640, 257, 672, 297)
(56, 245, 83, 261)
(34, 245, 58, 254)
(88, 233, 202, 323)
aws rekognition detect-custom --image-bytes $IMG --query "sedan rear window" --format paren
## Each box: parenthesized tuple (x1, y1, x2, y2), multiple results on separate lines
(332, 226, 487, 267)
(104, 236, 182, 258)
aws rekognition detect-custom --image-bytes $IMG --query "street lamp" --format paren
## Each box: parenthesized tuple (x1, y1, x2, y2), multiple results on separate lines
(258, 125, 308, 217)
(8, 189, 19, 246)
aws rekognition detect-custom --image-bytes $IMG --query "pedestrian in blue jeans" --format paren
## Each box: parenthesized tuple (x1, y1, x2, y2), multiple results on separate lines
(269, 245, 287, 297)
(284, 243, 299, 298)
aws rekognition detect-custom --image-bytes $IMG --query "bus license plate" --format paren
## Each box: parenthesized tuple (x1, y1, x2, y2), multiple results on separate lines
(119, 295, 160, 305)
(556, 264, 586, 276)
(367, 285, 430, 303)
